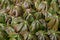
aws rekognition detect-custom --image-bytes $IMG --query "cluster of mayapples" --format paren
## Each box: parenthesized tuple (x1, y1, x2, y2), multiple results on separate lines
(0, 0, 60, 40)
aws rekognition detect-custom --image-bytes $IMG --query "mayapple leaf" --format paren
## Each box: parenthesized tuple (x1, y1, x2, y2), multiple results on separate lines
(39, 19, 46, 30)
(27, 34, 38, 40)
(48, 30, 58, 40)
(36, 31, 46, 40)
(19, 31, 29, 40)
(5, 27, 15, 36)
(49, 0, 58, 14)
(13, 23, 24, 32)
(34, 12, 42, 19)
(47, 17, 56, 30)
(38, 1, 47, 11)
(52, 15, 59, 31)
(29, 20, 40, 33)
(13, 20, 28, 33)
(45, 12, 52, 21)
(11, 17, 23, 26)
(20, 21, 28, 32)
(34, 0, 41, 10)
(23, 13, 34, 23)
(22, 0, 31, 9)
